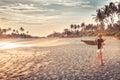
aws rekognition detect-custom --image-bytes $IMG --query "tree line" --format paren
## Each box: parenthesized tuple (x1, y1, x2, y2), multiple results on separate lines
(93, 1, 120, 38)
(47, 22, 98, 37)
(48, 1, 120, 39)
(0, 27, 32, 38)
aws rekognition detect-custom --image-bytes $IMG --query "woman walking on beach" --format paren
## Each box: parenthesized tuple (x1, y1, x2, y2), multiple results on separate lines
(96, 33, 105, 66)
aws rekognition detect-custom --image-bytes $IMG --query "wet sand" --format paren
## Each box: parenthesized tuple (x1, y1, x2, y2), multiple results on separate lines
(0, 37, 120, 80)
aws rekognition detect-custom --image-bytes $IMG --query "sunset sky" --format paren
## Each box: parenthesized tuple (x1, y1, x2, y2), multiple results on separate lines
(0, 0, 119, 36)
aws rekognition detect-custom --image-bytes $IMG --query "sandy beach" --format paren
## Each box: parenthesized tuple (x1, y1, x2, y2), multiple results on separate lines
(0, 37, 120, 80)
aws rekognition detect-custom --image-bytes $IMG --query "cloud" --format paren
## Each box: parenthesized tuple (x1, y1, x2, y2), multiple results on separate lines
(106, 0, 119, 3)
(18, 21, 43, 25)
(0, 0, 95, 16)
(10, 3, 36, 11)
(81, 4, 94, 8)
(0, 3, 35, 11)
(54, 1, 80, 6)
(0, 17, 9, 21)
(42, 0, 92, 7)
(0, 3, 55, 12)
(0, 0, 98, 22)
(0, 0, 95, 26)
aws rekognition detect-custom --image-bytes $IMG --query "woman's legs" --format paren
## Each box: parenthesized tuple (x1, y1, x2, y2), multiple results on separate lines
(98, 51, 103, 66)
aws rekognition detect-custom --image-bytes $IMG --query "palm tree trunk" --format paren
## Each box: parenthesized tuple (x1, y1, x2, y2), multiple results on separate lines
(100, 21, 105, 32)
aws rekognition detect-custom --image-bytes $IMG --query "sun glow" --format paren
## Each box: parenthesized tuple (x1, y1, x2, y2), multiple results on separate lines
(0, 42, 34, 50)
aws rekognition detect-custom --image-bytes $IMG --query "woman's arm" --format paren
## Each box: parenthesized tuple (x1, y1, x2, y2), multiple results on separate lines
(101, 39, 105, 48)
(95, 37, 98, 44)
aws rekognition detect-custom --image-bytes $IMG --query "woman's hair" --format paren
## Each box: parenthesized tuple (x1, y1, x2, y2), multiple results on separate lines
(98, 33, 102, 37)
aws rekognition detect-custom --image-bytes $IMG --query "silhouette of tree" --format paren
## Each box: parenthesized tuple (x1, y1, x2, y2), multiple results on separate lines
(8, 28, 11, 31)
(19, 27, 24, 33)
(81, 22, 85, 31)
(16, 30, 19, 34)
(0, 27, 31, 38)
(2, 29, 7, 34)
(117, 3, 120, 19)
(13, 29, 15, 33)
(70, 24, 74, 32)
(74, 24, 77, 32)
(64, 28, 71, 35)
(77, 24, 80, 31)
(85, 24, 93, 31)
(26, 31, 29, 34)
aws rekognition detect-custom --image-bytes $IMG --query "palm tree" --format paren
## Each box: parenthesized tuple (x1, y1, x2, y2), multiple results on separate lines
(8, 28, 11, 31)
(6, 27, 12, 35)
(0, 28, 1, 30)
(108, 2, 117, 25)
(92, 25, 98, 32)
(16, 30, 19, 34)
(64, 28, 70, 37)
(109, 2, 117, 13)
(85, 24, 93, 31)
(19, 27, 24, 34)
(2, 29, 7, 34)
(70, 24, 74, 32)
(103, 2, 120, 29)
(104, 5, 111, 17)
(0, 28, 1, 32)
(118, 3, 120, 13)
(26, 31, 29, 34)
(74, 24, 77, 32)
(118, 2, 120, 13)
(81, 22, 85, 31)
(0, 28, 2, 35)
(117, 3, 120, 24)
(93, 9, 106, 31)
(77, 24, 80, 31)
(12, 29, 16, 35)
(13, 29, 15, 33)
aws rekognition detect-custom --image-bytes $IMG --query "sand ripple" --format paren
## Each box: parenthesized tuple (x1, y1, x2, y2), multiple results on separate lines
(0, 37, 120, 80)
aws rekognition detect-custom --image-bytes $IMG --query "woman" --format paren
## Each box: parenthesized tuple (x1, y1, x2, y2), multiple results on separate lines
(95, 33, 105, 66)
